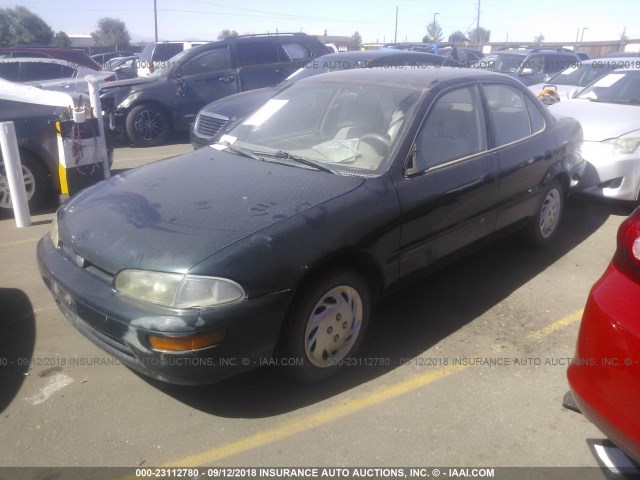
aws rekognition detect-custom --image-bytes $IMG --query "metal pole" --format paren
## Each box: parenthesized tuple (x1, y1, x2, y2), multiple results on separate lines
(433, 13, 439, 42)
(0, 122, 31, 227)
(394, 6, 398, 44)
(87, 77, 111, 179)
(154, 0, 158, 42)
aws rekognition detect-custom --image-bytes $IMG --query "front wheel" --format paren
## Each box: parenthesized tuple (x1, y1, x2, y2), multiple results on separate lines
(282, 269, 371, 382)
(126, 104, 171, 147)
(520, 178, 564, 247)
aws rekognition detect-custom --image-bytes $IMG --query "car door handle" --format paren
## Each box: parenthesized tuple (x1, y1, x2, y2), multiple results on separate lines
(218, 75, 235, 83)
(482, 172, 498, 184)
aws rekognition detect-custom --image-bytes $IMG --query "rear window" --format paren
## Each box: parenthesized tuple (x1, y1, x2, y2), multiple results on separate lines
(153, 44, 184, 62)
(0, 62, 20, 81)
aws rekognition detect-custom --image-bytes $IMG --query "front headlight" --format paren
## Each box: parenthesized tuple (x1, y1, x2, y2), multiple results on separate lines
(115, 270, 246, 308)
(602, 137, 640, 155)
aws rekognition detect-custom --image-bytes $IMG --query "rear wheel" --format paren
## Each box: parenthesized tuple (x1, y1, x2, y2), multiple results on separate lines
(126, 104, 171, 147)
(0, 151, 49, 212)
(282, 269, 371, 382)
(520, 178, 564, 247)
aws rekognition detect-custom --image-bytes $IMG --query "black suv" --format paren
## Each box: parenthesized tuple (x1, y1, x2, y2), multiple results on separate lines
(100, 33, 330, 146)
(474, 48, 580, 86)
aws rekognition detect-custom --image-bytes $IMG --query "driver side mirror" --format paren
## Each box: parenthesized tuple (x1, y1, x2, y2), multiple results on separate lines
(520, 67, 534, 76)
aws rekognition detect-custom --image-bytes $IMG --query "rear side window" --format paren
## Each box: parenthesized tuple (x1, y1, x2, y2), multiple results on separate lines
(21, 62, 72, 81)
(236, 42, 280, 66)
(281, 43, 312, 60)
(483, 84, 540, 147)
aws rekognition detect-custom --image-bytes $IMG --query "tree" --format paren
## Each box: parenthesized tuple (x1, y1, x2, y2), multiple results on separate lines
(423, 21, 443, 43)
(217, 30, 238, 40)
(352, 31, 362, 49)
(0, 6, 53, 46)
(469, 27, 490, 43)
(448, 30, 470, 43)
(51, 31, 71, 47)
(91, 17, 131, 48)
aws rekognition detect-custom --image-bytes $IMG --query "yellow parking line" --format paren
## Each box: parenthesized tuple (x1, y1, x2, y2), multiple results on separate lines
(165, 364, 468, 467)
(527, 309, 583, 340)
(163, 308, 585, 467)
(0, 238, 40, 248)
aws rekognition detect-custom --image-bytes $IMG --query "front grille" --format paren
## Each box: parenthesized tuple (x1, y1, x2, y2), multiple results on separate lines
(196, 112, 229, 139)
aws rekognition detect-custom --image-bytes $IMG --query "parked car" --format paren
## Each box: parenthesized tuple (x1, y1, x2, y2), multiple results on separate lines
(136, 41, 209, 77)
(38, 68, 583, 385)
(568, 207, 640, 463)
(191, 49, 461, 149)
(529, 57, 640, 102)
(104, 55, 139, 80)
(91, 52, 135, 67)
(0, 47, 101, 70)
(549, 69, 640, 200)
(0, 80, 112, 212)
(100, 33, 331, 147)
(0, 58, 110, 84)
(474, 47, 581, 86)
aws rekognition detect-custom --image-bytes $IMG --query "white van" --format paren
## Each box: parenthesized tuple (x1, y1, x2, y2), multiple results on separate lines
(137, 41, 210, 77)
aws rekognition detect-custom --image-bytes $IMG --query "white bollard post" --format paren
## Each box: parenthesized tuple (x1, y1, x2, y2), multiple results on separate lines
(0, 121, 31, 228)
(87, 77, 110, 179)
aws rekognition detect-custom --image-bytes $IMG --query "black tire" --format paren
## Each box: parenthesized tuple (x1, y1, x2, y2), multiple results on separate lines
(281, 269, 371, 382)
(520, 178, 564, 247)
(126, 104, 171, 147)
(0, 151, 49, 213)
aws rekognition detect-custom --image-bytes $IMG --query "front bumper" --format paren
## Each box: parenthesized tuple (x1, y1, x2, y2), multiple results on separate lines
(576, 141, 640, 200)
(37, 236, 292, 385)
(568, 264, 640, 462)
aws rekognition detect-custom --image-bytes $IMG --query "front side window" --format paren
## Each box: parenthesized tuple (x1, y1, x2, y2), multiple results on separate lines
(483, 84, 538, 147)
(413, 85, 487, 171)
(281, 43, 312, 61)
(181, 47, 231, 76)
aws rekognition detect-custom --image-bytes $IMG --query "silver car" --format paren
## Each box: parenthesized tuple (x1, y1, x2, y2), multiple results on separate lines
(529, 57, 640, 102)
(549, 69, 640, 200)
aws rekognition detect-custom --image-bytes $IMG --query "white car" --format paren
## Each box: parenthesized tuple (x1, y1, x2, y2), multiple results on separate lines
(0, 57, 115, 93)
(529, 57, 640, 102)
(549, 69, 640, 200)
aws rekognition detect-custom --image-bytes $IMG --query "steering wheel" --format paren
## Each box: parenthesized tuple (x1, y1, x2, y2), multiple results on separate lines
(359, 133, 391, 154)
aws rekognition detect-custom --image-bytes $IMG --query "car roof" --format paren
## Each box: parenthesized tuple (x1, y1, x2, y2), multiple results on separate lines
(0, 57, 75, 66)
(314, 50, 444, 62)
(299, 65, 514, 89)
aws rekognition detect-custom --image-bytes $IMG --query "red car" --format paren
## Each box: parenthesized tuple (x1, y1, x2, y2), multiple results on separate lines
(568, 207, 640, 463)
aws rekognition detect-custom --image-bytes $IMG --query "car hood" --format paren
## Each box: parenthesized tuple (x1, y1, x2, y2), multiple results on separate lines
(57, 147, 365, 275)
(199, 87, 277, 120)
(548, 99, 640, 141)
(100, 75, 157, 93)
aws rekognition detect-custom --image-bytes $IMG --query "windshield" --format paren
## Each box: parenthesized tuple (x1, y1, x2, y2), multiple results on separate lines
(576, 70, 640, 104)
(219, 81, 421, 175)
(474, 53, 524, 73)
(548, 62, 613, 87)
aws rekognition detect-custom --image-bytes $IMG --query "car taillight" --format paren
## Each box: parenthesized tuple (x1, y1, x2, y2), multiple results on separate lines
(105, 74, 116, 82)
(612, 208, 640, 282)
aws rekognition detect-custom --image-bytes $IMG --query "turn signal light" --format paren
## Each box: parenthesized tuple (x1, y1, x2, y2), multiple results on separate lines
(148, 331, 225, 352)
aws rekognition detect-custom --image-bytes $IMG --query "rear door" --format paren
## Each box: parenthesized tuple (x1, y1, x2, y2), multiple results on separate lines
(480, 82, 555, 228)
(394, 83, 499, 278)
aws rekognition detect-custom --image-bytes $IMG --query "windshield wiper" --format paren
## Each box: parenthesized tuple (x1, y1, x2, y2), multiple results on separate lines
(217, 142, 263, 161)
(252, 150, 336, 175)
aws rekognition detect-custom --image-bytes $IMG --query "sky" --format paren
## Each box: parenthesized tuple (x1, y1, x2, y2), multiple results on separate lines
(1, 0, 638, 45)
